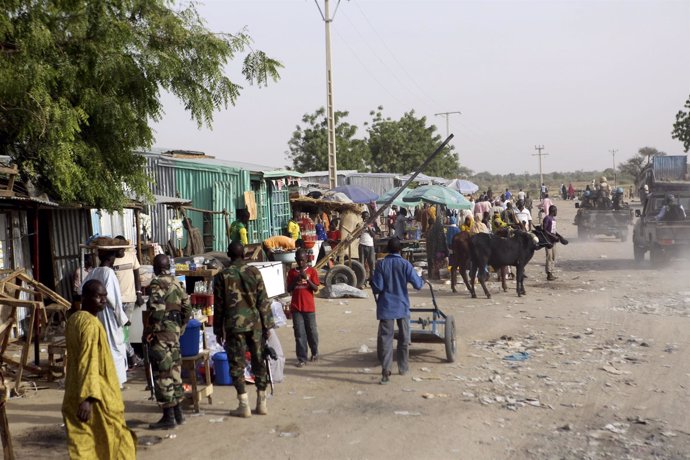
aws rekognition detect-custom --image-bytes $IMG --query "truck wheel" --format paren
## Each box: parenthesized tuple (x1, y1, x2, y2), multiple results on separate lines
(324, 264, 357, 290)
(650, 246, 666, 267)
(633, 245, 645, 263)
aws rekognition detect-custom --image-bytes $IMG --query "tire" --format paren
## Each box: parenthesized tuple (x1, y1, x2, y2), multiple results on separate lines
(324, 264, 357, 290)
(345, 259, 367, 289)
(620, 230, 628, 242)
(633, 245, 645, 263)
(650, 246, 666, 267)
(444, 315, 457, 363)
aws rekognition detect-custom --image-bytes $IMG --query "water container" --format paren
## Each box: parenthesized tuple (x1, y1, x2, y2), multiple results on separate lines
(179, 318, 201, 357)
(212, 352, 232, 385)
(169, 257, 176, 277)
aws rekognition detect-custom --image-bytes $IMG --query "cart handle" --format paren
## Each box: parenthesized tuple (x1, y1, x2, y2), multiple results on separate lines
(426, 281, 439, 311)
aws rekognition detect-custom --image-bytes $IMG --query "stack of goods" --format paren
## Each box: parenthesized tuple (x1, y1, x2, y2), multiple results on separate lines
(299, 214, 317, 248)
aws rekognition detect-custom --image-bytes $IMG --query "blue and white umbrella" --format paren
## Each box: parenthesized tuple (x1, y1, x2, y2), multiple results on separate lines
(445, 178, 479, 195)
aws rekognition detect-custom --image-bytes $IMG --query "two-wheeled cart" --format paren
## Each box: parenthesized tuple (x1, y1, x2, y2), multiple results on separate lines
(393, 282, 457, 363)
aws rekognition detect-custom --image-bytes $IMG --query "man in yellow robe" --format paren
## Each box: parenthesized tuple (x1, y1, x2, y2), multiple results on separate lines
(62, 279, 137, 459)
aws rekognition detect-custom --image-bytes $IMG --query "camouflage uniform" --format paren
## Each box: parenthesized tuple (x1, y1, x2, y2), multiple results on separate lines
(213, 260, 274, 394)
(146, 271, 192, 408)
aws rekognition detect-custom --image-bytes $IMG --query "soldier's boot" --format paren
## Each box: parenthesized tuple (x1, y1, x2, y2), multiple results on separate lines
(256, 390, 268, 415)
(229, 393, 251, 418)
(173, 403, 185, 425)
(149, 407, 176, 430)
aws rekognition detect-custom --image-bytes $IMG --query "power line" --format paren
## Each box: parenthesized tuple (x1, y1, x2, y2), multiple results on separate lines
(351, 0, 442, 110)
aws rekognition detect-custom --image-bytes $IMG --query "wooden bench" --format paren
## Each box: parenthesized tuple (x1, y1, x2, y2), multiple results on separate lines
(181, 350, 213, 413)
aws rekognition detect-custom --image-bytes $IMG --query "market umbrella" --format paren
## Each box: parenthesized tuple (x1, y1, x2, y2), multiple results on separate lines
(445, 178, 479, 195)
(403, 185, 473, 210)
(376, 186, 420, 208)
(330, 185, 379, 204)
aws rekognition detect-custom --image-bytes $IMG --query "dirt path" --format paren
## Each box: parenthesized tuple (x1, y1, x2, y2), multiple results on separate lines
(8, 200, 690, 459)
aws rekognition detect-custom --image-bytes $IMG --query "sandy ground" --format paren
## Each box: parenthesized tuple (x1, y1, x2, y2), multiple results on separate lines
(7, 200, 690, 460)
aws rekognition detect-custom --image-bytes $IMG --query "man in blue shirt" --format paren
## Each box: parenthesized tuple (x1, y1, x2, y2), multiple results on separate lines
(371, 238, 424, 384)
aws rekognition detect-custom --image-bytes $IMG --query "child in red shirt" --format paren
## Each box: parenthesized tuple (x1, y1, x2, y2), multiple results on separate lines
(287, 249, 320, 367)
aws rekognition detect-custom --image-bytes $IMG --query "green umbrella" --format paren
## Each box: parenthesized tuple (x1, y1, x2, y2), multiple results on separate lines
(403, 185, 473, 210)
(376, 186, 420, 208)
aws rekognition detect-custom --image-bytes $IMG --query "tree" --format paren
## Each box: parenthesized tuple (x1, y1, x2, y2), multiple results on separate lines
(618, 147, 666, 181)
(366, 108, 459, 177)
(0, 1, 281, 209)
(672, 93, 690, 152)
(286, 107, 370, 173)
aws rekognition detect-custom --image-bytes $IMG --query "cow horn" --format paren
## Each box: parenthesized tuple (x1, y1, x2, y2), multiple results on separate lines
(531, 234, 539, 244)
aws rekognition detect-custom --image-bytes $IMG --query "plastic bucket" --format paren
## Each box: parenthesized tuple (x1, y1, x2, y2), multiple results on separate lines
(180, 318, 202, 357)
(212, 352, 232, 385)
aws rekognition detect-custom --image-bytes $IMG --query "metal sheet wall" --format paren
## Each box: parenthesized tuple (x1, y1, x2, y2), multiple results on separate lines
(269, 184, 291, 236)
(346, 173, 398, 197)
(143, 152, 282, 251)
(51, 209, 90, 300)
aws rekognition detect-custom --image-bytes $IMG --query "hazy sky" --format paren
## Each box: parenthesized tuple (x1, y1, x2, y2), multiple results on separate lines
(151, 0, 690, 175)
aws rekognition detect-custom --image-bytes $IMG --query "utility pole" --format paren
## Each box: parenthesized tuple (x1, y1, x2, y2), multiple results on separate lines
(609, 148, 618, 187)
(314, 0, 342, 189)
(434, 111, 462, 138)
(533, 145, 548, 194)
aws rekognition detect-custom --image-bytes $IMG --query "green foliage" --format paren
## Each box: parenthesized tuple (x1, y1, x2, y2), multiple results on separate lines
(286, 108, 370, 173)
(0, 1, 281, 210)
(286, 106, 462, 177)
(618, 147, 666, 181)
(366, 107, 459, 177)
(672, 94, 690, 153)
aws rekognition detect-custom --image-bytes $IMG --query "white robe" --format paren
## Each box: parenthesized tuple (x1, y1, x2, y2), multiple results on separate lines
(83, 267, 128, 386)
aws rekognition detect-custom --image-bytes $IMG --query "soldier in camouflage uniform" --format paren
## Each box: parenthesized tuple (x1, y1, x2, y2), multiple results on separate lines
(145, 254, 192, 429)
(214, 241, 274, 418)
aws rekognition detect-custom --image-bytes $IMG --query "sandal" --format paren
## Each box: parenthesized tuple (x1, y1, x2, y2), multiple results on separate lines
(296, 361, 306, 368)
(310, 354, 319, 362)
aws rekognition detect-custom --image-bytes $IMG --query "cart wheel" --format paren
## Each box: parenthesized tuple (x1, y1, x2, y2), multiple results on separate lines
(444, 315, 457, 363)
(346, 259, 367, 289)
(324, 264, 357, 290)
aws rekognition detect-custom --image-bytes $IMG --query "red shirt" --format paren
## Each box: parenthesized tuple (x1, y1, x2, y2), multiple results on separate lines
(326, 229, 341, 243)
(287, 266, 320, 312)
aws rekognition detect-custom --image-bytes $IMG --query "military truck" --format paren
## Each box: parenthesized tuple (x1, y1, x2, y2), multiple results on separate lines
(632, 155, 690, 265)
(574, 187, 633, 241)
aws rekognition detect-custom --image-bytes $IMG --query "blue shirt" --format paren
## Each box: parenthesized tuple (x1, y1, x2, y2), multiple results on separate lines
(371, 253, 424, 320)
(446, 225, 460, 247)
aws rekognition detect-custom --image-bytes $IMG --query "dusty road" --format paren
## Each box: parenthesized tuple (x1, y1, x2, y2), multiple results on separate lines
(8, 200, 690, 459)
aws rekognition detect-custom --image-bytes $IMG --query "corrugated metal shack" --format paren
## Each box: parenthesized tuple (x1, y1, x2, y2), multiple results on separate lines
(346, 172, 398, 197)
(141, 150, 302, 252)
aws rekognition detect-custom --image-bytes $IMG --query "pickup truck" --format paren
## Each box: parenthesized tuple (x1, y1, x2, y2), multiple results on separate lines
(574, 206, 633, 241)
(632, 192, 690, 265)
